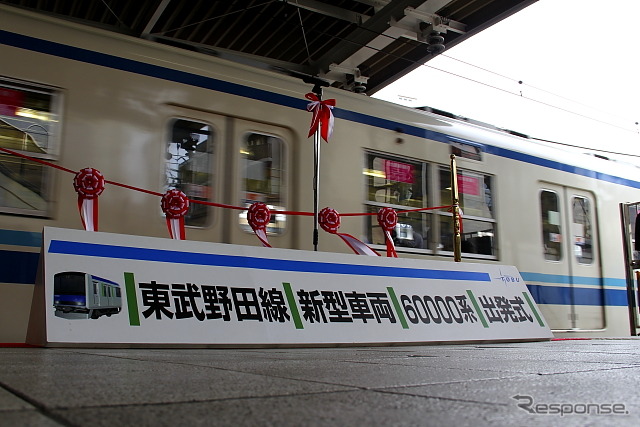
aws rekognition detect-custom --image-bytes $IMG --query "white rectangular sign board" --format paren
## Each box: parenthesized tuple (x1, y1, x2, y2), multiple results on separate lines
(28, 227, 552, 346)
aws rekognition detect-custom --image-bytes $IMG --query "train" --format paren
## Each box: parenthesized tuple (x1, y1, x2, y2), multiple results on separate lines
(53, 272, 122, 319)
(2, 5, 640, 343)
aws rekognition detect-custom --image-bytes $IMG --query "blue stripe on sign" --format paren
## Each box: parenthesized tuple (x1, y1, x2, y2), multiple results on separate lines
(3, 29, 640, 191)
(0, 229, 42, 247)
(47, 240, 491, 281)
(521, 272, 627, 288)
(0, 250, 39, 284)
(526, 284, 628, 307)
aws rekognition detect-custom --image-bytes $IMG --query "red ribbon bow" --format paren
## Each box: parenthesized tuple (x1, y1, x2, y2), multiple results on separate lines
(247, 202, 272, 247)
(319, 207, 379, 256)
(377, 207, 398, 257)
(306, 93, 336, 142)
(73, 168, 105, 231)
(161, 189, 189, 240)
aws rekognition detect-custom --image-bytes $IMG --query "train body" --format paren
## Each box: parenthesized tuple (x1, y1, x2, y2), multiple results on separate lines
(53, 272, 122, 319)
(2, 5, 640, 342)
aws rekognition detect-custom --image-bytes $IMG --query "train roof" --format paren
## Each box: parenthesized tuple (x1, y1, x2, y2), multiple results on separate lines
(0, 0, 536, 95)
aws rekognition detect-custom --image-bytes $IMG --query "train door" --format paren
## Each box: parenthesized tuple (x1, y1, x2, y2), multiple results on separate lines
(620, 202, 640, 335)
(92, 280, 99, 306)
(567, 188, 603, 329)
(540, 184, 603, 330)
(225, 119, 294, 248)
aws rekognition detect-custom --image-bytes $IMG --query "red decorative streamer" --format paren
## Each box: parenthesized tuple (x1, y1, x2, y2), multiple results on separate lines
(73, 168, 105, 231)
(247, 202, 272, 247)
(319, 207, 379, 256)
(161, 189, 189, 240)
(377, 207, 398, 257)
(305, 93, 336, 142)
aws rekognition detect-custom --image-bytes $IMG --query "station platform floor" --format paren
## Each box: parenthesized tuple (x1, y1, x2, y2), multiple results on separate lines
(1, 339, 639, 426)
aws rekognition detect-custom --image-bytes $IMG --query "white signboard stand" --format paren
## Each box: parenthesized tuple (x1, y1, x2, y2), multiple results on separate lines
(27, 227, 552, 347)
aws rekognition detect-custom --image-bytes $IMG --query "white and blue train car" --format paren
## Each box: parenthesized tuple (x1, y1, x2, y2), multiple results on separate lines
(53, 272, 122, 319)
(1, 5, 640, 343)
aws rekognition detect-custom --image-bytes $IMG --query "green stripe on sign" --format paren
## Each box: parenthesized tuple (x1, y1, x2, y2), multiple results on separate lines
(282, 282, 304, 329)
(123, 272, 140, 326)
(466, 290, 489, 328)
(522, 292, 545, 327)
(386, 287, 409, 329)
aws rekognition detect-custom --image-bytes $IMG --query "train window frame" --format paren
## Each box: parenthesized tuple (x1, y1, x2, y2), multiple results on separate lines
(238, 131, 287, 235)
(540, 189, 563, 261)
(437, 166, 497, 259)
(164, 118, 216, 228)
(363, 151, 431, 254)
(0, 77, 62, 217)
(571, 195, 593, 265)
(447, 136, 484, 162)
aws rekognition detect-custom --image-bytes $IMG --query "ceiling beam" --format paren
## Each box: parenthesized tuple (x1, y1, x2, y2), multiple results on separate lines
(280, 0, 373, 24)
(141, 0, 172, 37)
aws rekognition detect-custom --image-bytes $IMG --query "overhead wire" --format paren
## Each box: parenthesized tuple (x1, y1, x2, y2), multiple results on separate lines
(439, 53, 640, 128)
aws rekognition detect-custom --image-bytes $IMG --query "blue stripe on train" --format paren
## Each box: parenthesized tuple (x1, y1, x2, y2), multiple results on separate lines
(0, 229, 42, 247)
(520, 271, 627, 288)
(0, 250, 39, 284)
(526, 284, 628, 307)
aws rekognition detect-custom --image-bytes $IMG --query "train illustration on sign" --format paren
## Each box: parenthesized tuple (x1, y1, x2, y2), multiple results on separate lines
(53, 272, 122, 320)
(1, 5, 640, 341)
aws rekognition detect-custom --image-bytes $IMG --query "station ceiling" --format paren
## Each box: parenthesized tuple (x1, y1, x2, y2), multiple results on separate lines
(0, 0, 537, 95)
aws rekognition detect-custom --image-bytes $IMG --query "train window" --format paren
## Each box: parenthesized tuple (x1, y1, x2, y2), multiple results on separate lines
(572, 196, 593, 264)
(364, 153, 430, 250)
(439, 168, 496, 256)
(239, 133, 286, 234)
(165, 119, 215, 227)
(540, 190, 562, 261)
(0, 78, 60, 216)
(449, 139, 483, 161)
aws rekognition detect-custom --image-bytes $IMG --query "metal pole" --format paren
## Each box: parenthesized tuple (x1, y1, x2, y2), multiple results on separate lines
(312, 86, 322, 251)
(450, 154, 462, 262)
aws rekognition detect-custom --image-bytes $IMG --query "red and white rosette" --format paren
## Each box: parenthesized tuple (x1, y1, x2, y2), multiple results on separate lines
(247, 202, 272, 248)
(161, 189, 189, 240)
(305, 93, 336, 142)
(73, 168, 105, 231)
(319, 207, 379, 256)
(377, 207, 398, 257)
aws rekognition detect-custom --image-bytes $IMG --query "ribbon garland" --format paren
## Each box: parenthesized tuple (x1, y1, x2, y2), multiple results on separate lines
(161, 189, 190, 240)
(305, 93, 336, 142)
(2, 147, 460, 254)
(73, 168, 105, 231)
(318, 207, 379, 256)
(247, 202, 272, 247)
(377, 207, 398, 257)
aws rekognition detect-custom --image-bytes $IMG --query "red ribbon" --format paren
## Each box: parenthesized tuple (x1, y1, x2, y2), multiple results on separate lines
(247, 202, 272, 247)
(305, 93, 336, 142)
(377, 207, 398, 257)
(161, 190, 189, 240)
(73, 168, 105, 231)
(319, 207, 379, 256)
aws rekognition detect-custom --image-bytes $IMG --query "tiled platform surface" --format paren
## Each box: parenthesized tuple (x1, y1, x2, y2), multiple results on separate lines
(1, 339, 639, 426)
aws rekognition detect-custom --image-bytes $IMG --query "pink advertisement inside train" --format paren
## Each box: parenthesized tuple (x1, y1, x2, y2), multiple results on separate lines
(384, 160, 413, 183)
